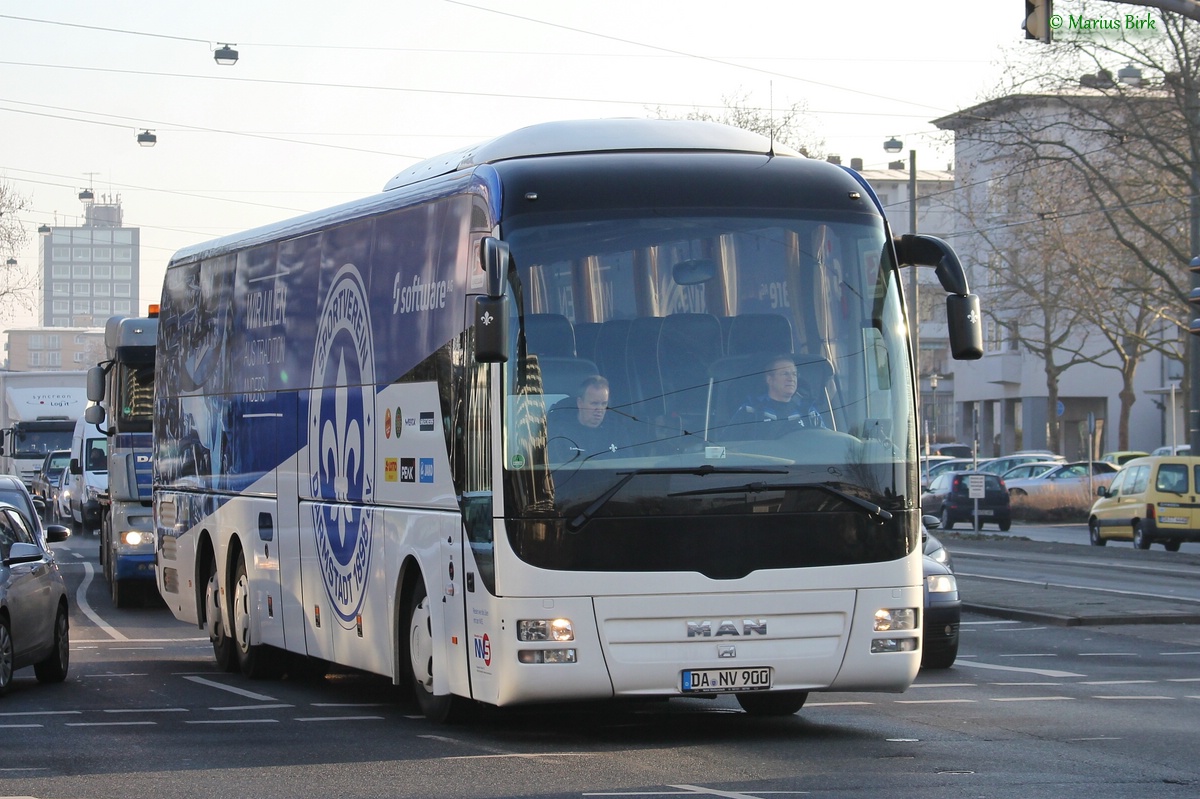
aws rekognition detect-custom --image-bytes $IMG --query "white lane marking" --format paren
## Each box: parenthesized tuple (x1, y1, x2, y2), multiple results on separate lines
(911, 683, 976, 688)
(183, 675, 277, 701)
(75, 562, 128, 641)
(895, 699, 976, 704)
(185, 719, 279, 725)
(0, 711, 81, 717)
(1079, 652, 1137, 657)
(804, 701, 874, 707)
(1094, 695, 1172, 701)
(295, 715, 385, 722)
(65, 721, 157, 727)
(958, 569, 1200, 605)
(104, 708, 187, 714)
(1162, 651, 1200, 656)
(1082, 680, 1155, 685)
(213, 704, 294, 711)
(959, 661, 1084, 678)
(990, 696, 1073, 702)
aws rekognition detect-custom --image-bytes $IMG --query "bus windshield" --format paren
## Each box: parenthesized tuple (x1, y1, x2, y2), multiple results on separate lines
(497, 209, 915, 577)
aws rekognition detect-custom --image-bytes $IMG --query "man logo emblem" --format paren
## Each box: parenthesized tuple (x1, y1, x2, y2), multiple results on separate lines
(309, 264, 375, 628)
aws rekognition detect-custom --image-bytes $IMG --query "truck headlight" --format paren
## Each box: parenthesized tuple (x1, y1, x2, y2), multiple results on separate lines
(517, 618, 574, 642)
(873, 608, 917, 632)
(120, 531, 149, 547)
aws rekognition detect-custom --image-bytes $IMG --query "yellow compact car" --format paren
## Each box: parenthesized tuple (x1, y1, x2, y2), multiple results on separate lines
(1088, 456, 1200, 551)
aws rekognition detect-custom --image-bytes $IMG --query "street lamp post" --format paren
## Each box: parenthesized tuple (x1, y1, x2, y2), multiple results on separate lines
(930, 373, 940, 443)
(884, 138, 919, 373)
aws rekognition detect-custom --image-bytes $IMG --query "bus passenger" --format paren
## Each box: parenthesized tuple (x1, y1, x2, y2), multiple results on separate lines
(547, 375, 630, 461)
(728, 355, 826, 435)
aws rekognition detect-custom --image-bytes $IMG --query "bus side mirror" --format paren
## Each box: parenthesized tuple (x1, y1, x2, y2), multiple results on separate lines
(895, 234, 984, 361)
(946, 293, 983, 360)
(480, 237, 509, 299)
(474, 296, 509, 363)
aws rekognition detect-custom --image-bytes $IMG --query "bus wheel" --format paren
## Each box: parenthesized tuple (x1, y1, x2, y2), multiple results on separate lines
(231, 552, 277, 679)
(736, 690, 808, 716)
(405, 578, 471, 723)
(205, 559, 236, 672)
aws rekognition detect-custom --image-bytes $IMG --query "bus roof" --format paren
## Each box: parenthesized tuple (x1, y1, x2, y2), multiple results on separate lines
(382, 118, 803, 192)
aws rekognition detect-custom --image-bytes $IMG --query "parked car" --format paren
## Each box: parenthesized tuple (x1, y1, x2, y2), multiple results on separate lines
(1151, 444, 1192, 456)
(921, 471, 1012, 531)
(0, 499, 71, 694)
(977, 452, 1065, 476)
(1100, 450, 1149, 466)
(1006, 461, 1118, 497)
(921, 529, 960, 669)
(922, 458, 976, 488)
(1000, 461, 1060, 481)
(1089, 455, 1200, 551)
(30, 449, 70, 517)
(928, 443, 973, 459)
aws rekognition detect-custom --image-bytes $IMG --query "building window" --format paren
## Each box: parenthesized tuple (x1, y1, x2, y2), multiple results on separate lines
(92, 247, 112, 262)
(51, 317, 68, 326)
(73, 248, 91, 260)
(74, 334, 88, 345)
(28, 335, 43, 350)
(94, 300, 110, 315)
(52, 264, 70, 279)
(72, 264, 91, 279)
(52, 247, 71, 261)
(73, 300, 90, 313)
(52, 300, 68, 314)
(27, 352, 42, 367)
(47, 335, 60, 349)
(114, 300, 132, 314)
(94, 283, 111, 297)
(73, 352, 89, 363)
(47, 352, 61, 367)
(52, 283, 69, 296)
(114, 283, 131, 297)
(114, 248, 132, 262)
(113, 230, 132, 244)
(93, 264, 111, 279)
(114, 264, 132, 279)
(73, 283, 90, 296)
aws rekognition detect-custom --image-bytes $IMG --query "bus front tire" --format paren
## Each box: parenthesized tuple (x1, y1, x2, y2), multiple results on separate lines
(404, 578, 471, 723)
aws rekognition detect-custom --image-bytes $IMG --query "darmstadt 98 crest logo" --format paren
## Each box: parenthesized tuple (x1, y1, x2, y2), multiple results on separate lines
(309, 264, 375, 627)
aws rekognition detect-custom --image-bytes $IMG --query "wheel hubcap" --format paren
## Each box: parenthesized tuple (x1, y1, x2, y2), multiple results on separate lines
(234, 572, 252, 654)
(409, 596, 434, 692)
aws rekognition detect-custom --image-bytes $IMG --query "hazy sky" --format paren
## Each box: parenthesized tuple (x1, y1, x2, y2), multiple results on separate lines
(1, 0, 1039, 327)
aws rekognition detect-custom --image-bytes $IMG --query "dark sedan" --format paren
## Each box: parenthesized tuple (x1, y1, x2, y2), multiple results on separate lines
(921, 471, 1012, 531)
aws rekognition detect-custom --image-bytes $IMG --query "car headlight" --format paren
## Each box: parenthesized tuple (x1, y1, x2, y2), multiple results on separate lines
(86, 485, 101, 502)
(926, 573, 958, 594)
(926, 544, 953, 571)
(120, 530, 150, 547)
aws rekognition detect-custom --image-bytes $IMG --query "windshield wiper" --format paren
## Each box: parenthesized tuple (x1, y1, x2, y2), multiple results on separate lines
(669, 481, 894, 521)
(567, 465, 788, 532)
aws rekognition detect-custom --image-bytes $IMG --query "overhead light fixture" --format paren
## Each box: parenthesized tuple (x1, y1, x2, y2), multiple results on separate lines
(214, 44, 239, 65)
(883, 136, 903, 154)
(79, 188, 94, 201)
(37, 224, 50, 233)
(137, 129, 157, 147)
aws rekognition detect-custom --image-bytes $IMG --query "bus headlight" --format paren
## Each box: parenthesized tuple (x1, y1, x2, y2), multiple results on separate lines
(517, 618, 574, 642)
(873, 607, 917, 632)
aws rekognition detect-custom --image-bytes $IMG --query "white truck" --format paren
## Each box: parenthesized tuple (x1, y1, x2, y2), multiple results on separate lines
(86, 313, 157, 607)
(0, 370, 88, 488)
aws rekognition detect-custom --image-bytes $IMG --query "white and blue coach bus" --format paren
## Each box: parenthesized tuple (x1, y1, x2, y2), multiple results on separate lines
(153, 119, 982, 721)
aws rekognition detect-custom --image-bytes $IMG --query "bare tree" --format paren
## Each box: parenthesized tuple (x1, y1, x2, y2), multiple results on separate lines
(0, 179, 39, 323)
(941, 2, 1195, 450)
(654, 89, 825, 158)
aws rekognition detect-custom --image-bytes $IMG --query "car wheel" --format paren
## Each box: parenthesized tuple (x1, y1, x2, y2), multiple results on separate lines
(736, 690, 808, 716)
(0, 616, 13, 696)
(405, 577, 473, 723)
(1164, 540, 1181, 552)
(1088, 518, 1106, 546)
(999, 518, 1011, 532)
(33, 604, 70, 683)
(1133, 521, 1151, 550)
(940, 507, 954, 531)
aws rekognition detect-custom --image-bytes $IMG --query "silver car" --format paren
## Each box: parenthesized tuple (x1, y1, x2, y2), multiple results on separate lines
(1, 500, 71, 694)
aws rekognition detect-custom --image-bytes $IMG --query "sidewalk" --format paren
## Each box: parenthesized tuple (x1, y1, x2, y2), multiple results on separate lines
(945, 535, 1200, 627)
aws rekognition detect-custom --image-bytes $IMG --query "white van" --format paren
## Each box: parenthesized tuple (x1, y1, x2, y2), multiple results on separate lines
(66, 416, 108, 534)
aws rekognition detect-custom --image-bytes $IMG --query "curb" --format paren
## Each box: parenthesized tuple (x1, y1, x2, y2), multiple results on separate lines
(962, 601, 1200, 627)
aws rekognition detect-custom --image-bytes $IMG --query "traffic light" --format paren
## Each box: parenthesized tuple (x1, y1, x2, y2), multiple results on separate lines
(1025, 0, 1053, 44)
(1189, 257, 1200, 336)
